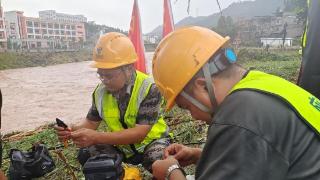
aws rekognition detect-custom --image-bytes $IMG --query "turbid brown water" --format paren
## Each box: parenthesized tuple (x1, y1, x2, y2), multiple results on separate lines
(0, 52, 154, 134)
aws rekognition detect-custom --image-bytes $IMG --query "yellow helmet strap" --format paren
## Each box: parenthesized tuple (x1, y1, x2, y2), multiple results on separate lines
(179, 63, 219, 116)
(202, 63, 218, 115)
(180, 91, 213, 113)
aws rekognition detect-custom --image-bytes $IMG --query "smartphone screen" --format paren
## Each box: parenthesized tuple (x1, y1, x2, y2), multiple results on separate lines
(56, 118, 68, 128)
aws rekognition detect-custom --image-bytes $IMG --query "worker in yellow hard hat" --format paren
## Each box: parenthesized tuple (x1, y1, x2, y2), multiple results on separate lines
(54, 32, 170, 173)
(151, 26, 320, 180)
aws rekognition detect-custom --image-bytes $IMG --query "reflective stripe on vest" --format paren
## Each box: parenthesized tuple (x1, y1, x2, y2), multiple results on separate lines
(302, 0, 311, 48)
(230, 70, 320, 136)
(94, 71, 169, 158)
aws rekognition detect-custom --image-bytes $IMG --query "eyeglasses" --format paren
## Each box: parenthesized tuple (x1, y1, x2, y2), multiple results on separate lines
(96, 70, 122, 82)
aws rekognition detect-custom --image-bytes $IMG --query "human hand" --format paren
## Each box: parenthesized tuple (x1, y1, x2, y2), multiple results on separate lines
(164, 143, 199, 167)
(0, 170, 7, 180)
(70, 128, 99, 147)
(54, 125, 71, 143)
(152, 156, 179, 180)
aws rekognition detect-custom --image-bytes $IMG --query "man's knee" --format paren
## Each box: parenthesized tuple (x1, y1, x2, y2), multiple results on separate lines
(77, 144, 123, 166)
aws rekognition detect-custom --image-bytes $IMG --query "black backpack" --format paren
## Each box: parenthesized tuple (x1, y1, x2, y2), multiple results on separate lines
(83, 153, 124, 180)
(8, 144, 55, 180)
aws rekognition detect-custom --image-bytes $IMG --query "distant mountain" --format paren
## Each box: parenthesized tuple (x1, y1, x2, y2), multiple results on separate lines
(148, 0, 284, 35)
(85, 22, 127, 48)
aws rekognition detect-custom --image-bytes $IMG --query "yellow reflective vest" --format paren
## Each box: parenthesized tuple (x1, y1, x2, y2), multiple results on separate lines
(94, 71, 169, 158)
(231, 71, 320, 136)
(302, 0, 311, 48)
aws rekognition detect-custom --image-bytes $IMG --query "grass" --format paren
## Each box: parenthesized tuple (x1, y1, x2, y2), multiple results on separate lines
(238, 48, 301, 82)
(2, 125, 84, 179)
(0, 50, 91, 70)
(0, 49, 302, 179)
(1, 111, 205, 179)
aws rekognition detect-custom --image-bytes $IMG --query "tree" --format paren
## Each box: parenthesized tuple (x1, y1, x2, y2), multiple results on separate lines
(285, 0, 308, 24)
(214, 16, 237, 40)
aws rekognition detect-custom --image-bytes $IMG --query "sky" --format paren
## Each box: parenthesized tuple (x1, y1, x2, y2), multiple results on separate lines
(3, 0, 239, 33)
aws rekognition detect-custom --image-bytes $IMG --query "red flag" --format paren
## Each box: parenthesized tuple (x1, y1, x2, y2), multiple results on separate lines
(129, 0, 146, 73)
(163, 0, 174, 38)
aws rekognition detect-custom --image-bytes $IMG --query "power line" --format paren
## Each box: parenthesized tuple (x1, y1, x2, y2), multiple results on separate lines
(216, 0, 223, 17)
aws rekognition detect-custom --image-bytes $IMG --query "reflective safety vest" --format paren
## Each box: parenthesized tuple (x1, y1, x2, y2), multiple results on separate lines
(231, 70, 320, 136)
(94, 71, 169, 158)
(302, 0, 311, 48)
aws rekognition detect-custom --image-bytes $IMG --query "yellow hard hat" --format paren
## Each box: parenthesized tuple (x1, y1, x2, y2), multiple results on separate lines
(152, 26, 230, 111)
(91, 32, 137, 69)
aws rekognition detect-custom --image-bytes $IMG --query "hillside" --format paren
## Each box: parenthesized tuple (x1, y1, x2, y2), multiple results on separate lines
(149, 0, 283, 35)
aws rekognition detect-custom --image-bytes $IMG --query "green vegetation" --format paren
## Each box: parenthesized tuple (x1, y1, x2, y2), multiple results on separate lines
(2, 125, 84, 179)
(285, 0, 308, 23)
(1, 111, 204, 179)
(0, 50, 91, 70)
(237, 48, 301, 82)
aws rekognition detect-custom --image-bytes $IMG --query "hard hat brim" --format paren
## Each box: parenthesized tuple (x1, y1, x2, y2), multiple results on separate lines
(165, 99, 175, 112)
(90, 60, 136, 69)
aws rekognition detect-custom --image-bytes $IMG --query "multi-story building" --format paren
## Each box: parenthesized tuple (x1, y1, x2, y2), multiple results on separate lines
(0, 0, 7, 49)
(25, 17, 86, 49)
(5, 11, 86, 49)
(5, 11, 27, 39)
(39, 10, 87, 23)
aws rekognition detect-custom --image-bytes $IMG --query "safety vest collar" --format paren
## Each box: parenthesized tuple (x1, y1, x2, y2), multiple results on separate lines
(230, 70, 320, 137)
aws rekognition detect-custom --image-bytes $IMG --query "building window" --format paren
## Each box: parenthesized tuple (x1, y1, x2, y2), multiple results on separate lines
(77, 32, 83, 35)
(42, 29, 48, 34)
(36, 36, 41, 39)
(77, 25, 82, 29)
(54, 24, 59, 29)
(41, 23, 47, 28)
(66, 25, 70, 29)
(27, 21, 33, 27)
(27, 28, 34, 33)
(71, 25, 75, 30)
(48, 30, 53, 34)
(48, 23, 53, 28)
(66, 31, 71, 35)
(35, 29, 40, 34)
(28, 35, 34, 39)
(60, 30, 65, 35)
(0, 32, 4, 38)
(34, 22, 39, 27)
(72, 31, 76, 35)
(55, 30, 60, 34)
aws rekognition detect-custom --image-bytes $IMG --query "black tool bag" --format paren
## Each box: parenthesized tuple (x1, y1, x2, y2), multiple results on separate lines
(83, 153, 124, 180)
(8, 144, 55, 180)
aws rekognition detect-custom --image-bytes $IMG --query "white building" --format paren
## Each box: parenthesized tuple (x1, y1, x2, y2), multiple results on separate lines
(39, 10, 87, 23)
(260, 38, 293, 48)
(5, 11, 25, 39)
(0, 0, 7, 49)
(4, 10, 86, 50)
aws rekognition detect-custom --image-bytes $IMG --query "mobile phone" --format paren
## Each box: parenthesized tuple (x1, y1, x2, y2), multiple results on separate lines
(56, 118, 68, 128)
